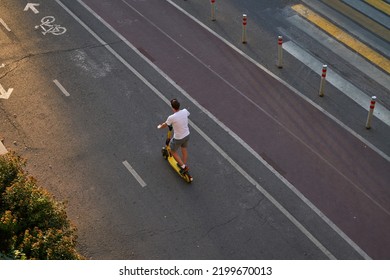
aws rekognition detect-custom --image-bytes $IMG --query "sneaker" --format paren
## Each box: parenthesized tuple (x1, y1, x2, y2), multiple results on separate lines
(177, 164, 189, 173)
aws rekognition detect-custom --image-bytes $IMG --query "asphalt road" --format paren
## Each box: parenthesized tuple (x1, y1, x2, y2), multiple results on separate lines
(1, 0, 389, 259)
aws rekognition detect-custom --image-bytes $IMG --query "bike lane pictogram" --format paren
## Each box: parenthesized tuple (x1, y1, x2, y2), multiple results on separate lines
(35, 16, 67, 36)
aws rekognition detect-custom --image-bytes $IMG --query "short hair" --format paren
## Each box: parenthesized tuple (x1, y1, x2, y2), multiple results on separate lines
(171, 98, 180, 110)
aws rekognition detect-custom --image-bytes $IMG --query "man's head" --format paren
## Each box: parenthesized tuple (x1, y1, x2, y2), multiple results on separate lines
(171, 98, 180, 110)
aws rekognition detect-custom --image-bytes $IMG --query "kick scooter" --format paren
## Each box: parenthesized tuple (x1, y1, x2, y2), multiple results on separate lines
(158, 124, 193, 183)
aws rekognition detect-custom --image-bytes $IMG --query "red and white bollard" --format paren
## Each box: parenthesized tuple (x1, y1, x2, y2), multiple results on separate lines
(319, 64, 327, 97)
(365, 96, 377, 129)
(242, 14, 247, 44)
(211, 0, 216, 21)
(277, 36, 283, 68)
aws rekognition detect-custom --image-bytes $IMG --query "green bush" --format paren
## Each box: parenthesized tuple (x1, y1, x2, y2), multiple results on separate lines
(0, 152, 83, 259)
(0, 152, 25, 193)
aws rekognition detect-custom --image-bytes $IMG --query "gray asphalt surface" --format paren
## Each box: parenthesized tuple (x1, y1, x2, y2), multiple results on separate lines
(1, 0, 389, 259)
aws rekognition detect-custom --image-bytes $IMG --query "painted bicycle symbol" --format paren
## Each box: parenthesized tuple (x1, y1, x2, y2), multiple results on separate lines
(35, 16, 67, 36)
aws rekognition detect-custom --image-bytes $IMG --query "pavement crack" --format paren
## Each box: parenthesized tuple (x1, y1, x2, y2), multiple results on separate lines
(1, 41, 122, 80)
(247, 196, 265, 211)
(251, 197, 268, 226)
(0, 106, 31, 149)
(200, 216, 239, 240)
(0, 56, 25, 80)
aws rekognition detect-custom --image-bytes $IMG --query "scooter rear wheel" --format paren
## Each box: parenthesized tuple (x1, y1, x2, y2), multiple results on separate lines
(183, 173, 193, 183)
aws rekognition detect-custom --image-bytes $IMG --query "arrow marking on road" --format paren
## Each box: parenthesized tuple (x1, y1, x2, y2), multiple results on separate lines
(0, 18, 11, 31)
(0, 84, 13, 99)
(0, 141, 8, 155)
(24, 3, 40, 14)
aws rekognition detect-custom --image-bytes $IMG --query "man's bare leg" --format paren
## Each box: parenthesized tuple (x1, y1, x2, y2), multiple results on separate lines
(171, 150, 184, 167)
(181, 147, 188, 165)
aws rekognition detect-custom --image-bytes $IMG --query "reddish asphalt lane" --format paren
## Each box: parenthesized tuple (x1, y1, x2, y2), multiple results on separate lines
(81, 0, 390, 259)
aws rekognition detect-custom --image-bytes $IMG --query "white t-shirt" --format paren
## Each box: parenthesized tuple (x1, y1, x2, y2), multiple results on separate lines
(166, 109, 190, 140)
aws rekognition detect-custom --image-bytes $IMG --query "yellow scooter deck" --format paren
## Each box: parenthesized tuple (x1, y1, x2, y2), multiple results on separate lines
(161, 126, 193, 183)
(167, 154, 193, 183)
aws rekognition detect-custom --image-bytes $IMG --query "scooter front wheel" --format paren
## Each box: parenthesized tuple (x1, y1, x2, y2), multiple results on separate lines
(161, 147, 168, 160)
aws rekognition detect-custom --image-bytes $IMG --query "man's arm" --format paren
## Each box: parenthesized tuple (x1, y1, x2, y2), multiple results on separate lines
(157, 122, 168, 129)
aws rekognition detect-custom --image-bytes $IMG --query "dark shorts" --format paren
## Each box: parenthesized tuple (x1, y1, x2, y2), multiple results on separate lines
(170, 135, 190, 152)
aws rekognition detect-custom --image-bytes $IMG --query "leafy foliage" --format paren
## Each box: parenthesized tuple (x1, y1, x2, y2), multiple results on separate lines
(0, 152, 83, 259)
(0, 152, 25, 193)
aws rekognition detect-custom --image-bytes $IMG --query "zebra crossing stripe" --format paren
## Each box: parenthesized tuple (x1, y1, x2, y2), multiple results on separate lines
(365, 0, 390, 16)
(319, 0, 390, 42)
(344, 0, 390, 28)
(292, 4, 390, 74)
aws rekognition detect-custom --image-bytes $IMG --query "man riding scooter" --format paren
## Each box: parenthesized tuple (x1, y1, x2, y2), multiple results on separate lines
(157, 98, 190, 173)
